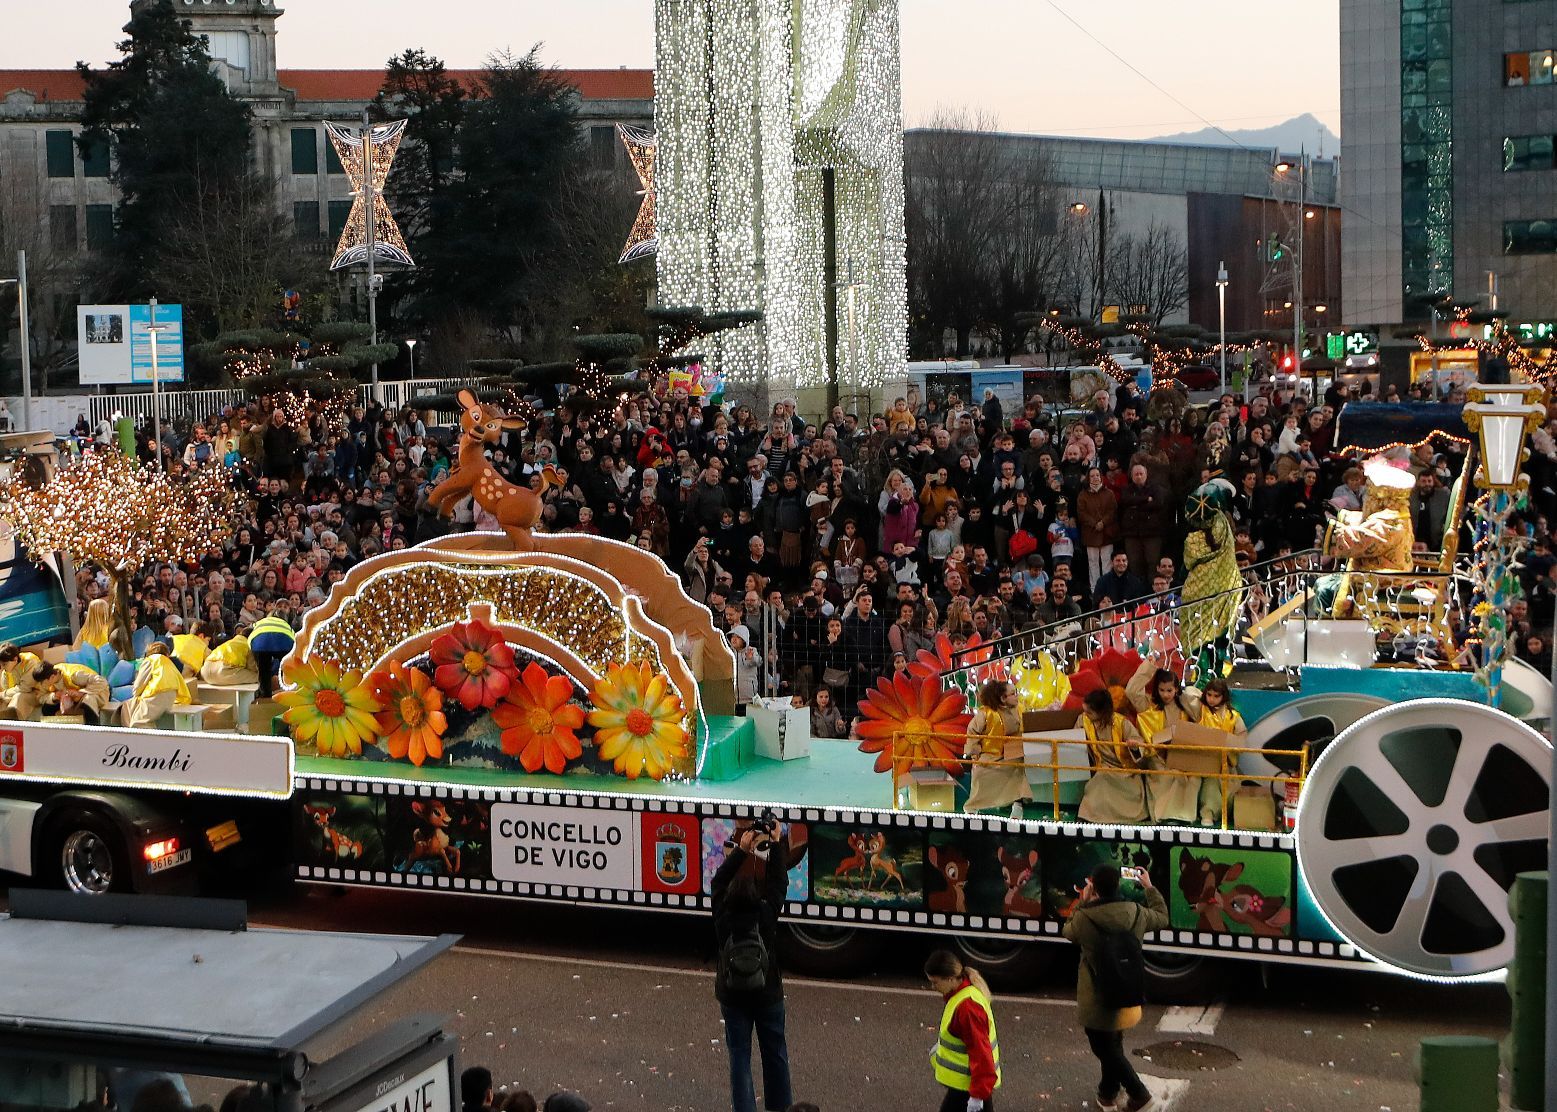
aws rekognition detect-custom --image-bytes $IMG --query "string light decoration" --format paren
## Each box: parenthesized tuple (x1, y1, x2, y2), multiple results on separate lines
(1, 451, 248, 647)
(617, 123, 658, 264)
(655, 0, 907, 391)
(325, 120, 414, 272)
(1416, 310, 1557, 384)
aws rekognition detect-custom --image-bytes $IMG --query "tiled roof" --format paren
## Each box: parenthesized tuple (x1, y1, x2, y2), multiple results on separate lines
(0, 68, 653, 104)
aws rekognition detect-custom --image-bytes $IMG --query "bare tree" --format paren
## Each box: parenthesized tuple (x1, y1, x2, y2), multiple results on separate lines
(904, 109, 1007, 358)
(982, 150, 1069, 362)
(0, 179, 92, 392)
(1108, 222, 1189, 328)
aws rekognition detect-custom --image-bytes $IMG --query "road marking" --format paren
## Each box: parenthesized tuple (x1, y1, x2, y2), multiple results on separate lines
(1156, 1001, 1224, 1036)
(452, 943, 1074, 1006)
(1135, 1073, 1192, 1111)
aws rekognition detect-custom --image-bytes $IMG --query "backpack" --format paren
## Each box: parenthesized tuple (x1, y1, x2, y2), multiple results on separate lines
(1090, 905, 1146, 1008)
(720, 922, 769, 993)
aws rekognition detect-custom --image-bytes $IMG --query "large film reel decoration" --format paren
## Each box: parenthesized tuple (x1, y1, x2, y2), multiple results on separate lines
(1240, 693, 1389, 782)
(1296, 699, 1551, 979)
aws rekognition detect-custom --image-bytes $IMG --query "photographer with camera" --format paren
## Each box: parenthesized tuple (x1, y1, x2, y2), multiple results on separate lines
(711, 813, 808, 1112)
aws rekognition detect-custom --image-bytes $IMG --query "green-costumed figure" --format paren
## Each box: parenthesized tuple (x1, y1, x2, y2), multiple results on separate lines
(1180, 478, 1244, 680)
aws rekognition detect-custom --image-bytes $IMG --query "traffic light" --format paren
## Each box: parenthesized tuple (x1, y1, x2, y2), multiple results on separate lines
(1282, 354, 1294, 370)
(1269, 238, 1288, 263)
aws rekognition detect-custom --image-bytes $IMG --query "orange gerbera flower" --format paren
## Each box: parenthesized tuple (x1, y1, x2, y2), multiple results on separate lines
(587, 661, 689, 780)
(1062, 647, 1144, 722)
(430, 618, 518, 711)
(494, 662, 586, 774)
(855, 672, 972, 776)
(368, 661, 448, 767)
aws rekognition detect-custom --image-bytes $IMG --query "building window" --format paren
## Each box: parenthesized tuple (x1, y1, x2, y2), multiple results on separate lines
(290, 128, 318, 175)
(80, 138, 109, 179)
(84, 205, 115, 250)
(1400, 0, 1453, 312)
(1505, 219, 1557, 255)
(327, 198, 353, 241)
(1504, 135, 1557, 172)
(1505, 50, 1555, 86)
(49, 206, 78, 251)
(293, 201, 320, 241)
(590, 126, 616, 171)
(325, 136, 345, 176)
(45, 130, 74, 178)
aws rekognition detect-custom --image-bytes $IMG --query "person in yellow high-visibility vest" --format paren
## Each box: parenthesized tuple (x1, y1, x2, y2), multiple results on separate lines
(200, 626, 259, 688)
(925, 949, 1001, 1112)
(171, 621, 213, 678)
(119, 644, 191, 729)
(250, 603, 297, 697)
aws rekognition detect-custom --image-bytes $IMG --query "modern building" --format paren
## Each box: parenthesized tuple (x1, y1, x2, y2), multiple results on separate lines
(1341, 0, 1556, 328)
(903, 130, 1342, 338)
(0, 0, 653, 254)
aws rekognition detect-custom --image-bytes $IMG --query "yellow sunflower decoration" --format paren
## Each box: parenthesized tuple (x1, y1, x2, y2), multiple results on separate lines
(1010, 651, 1071, 712)
(587, 661, 690, 780)
(278, 658, 383, 758)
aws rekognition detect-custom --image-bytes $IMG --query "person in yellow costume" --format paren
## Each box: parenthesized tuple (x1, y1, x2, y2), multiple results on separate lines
(119, 643, 191, 728)
(1076, 687, 1151, 824)
(200, 626, 259, 687)
(962, 679, 1032, 819)
(171, 620, 213, 677)
(14, 661, 112, 723)
(1319, 455, 1416, 614)
(0, 643, 44, 713)
(1126, 653, 1218, 825)
(1193, 677, 1247, 826)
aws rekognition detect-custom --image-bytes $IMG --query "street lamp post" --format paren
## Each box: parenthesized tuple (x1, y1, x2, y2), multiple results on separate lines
(0, 250, 32, 432)
(1276, 156, 1306, 393)
(361, 109, 381, 396)
(1216, 260, 1229, 395)
(146, 296, 172, 472)
(406, 338, 418, 379)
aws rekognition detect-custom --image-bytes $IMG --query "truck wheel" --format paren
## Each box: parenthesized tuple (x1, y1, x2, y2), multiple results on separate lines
(778, 923, 877, 977)
(1143, 951, 1223, 1003)
(951, 935, 1057, 990)
(51, 812, 129, 895)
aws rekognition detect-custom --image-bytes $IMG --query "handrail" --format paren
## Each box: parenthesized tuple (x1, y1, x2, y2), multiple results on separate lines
(945, 548, 1325, 674)
(889, 729, 1310, 830)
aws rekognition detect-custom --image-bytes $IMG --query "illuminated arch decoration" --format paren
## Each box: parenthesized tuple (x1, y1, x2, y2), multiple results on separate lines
(617, 123, 658, 264)
(654, 0, 907, 391)
(324, 119, 414, 271)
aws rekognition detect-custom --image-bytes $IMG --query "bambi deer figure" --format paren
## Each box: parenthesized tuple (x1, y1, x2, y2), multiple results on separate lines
(430, 389, 559, 550)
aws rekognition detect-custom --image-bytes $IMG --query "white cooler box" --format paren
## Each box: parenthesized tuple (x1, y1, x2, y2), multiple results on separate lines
(747, 701, 813, 761)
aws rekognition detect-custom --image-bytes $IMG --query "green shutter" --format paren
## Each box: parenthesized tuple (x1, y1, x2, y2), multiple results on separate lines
(327, 199, 353, 240)
(84, 205, 115, 250)
(46, 131, 74, 178)
(293, 201, 320, 240)
(291, 128, 318, 175)
(325, 135, 345, 176)
(81, 138, 109, 178)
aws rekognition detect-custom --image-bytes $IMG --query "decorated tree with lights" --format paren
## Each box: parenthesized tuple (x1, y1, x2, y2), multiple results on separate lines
(192, 319, 396, 425)
(1, 451, 248, 651)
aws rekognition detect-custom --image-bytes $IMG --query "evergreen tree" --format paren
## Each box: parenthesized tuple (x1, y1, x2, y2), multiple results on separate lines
(374, 49, 467, 243)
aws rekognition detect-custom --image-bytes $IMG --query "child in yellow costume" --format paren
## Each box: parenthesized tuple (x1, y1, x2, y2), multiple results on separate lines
(1076, 687, 1151, 824)
(1194, 678, 1248, 825)
(15, 662, 112, 723)
(1126, 654, 1217, 824)
(962, 679, 1032, 818)
(120, 644, 191, 728)
(200, 627, 259, 687)
(171, 621, 213, 677)
(0, 643, 43, 715)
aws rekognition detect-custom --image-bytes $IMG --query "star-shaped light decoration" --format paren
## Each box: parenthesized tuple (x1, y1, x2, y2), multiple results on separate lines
(325, 119, 414, 272)
(617, 123, 657, 264)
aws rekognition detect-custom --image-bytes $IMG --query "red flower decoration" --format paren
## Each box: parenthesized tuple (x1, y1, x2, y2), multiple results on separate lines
(1062, 647, 1144, 723)
(430, 618, 518, 711)
(909, 631, 1005, 685)
(856, 673, 972, 776)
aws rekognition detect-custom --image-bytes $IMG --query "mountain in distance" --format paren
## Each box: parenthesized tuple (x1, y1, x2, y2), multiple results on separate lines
(1149, 113, 1340, 155)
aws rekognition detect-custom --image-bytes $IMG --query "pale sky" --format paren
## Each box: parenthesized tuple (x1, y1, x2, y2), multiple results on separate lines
(3, 1, 1342, 140)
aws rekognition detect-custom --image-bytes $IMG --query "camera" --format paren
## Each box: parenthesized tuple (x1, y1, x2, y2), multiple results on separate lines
(725, 808, 781, 853)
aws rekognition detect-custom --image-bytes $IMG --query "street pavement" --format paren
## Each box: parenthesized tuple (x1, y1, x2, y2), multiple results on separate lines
(261, 886, 1511, 1112)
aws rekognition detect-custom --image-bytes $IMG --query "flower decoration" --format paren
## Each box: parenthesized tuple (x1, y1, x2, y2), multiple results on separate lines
(856, 673, 972, 776)
(1062, 647, 1144, 722)
(430, 618, 518, 711)
(495, 662, 586, 774)
(1009, 651, 1071, 711)
(588, 661, 690, 780)
(1097, 603, 1184, 673)
(367, 661, 447, 767)
(278, 657, 382, 758)
(909, 631, 1005, 687)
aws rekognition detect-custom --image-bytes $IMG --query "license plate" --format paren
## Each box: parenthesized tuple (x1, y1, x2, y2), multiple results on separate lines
(148, 848, 193, 874)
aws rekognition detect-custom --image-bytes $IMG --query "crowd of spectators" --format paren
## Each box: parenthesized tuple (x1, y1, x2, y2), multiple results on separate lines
(52, 361, 1557, 723)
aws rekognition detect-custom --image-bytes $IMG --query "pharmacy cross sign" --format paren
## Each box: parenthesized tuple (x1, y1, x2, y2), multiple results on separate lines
(324, 119, 415, 272)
